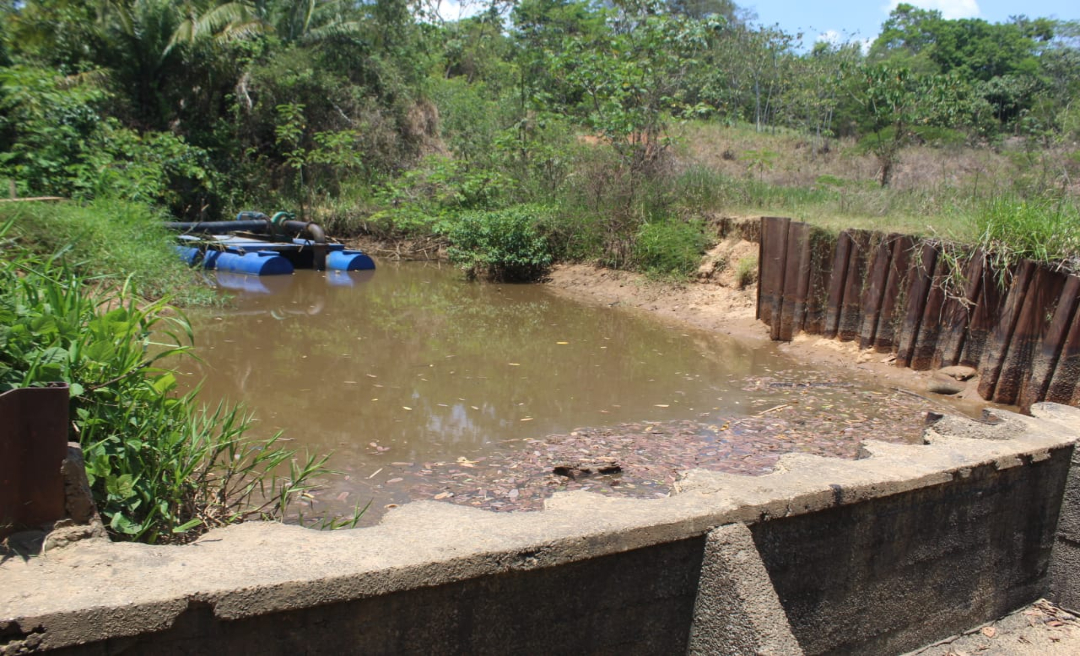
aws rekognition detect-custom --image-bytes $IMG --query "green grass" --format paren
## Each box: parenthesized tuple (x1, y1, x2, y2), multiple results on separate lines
(0, 198, 216, 306)
(971, 195, 1080, 267)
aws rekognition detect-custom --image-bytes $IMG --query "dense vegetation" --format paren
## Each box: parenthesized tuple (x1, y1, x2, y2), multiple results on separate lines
(1, 0, 1078, 279)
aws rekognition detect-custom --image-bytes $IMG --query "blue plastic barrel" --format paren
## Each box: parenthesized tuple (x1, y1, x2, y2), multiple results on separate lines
(212, 250, 294, 275)
(326, 250, 376, 271)
(175, 245, 204, 266)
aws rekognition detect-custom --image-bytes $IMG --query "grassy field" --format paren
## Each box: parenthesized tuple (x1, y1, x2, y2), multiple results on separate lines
(669, 122, 1080, 264)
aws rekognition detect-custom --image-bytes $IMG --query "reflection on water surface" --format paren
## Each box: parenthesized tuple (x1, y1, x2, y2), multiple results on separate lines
(179, 262, 925, 521)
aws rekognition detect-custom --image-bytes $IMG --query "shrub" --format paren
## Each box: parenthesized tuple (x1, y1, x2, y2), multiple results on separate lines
(445, 205, 553, 282)
(0, 228, 342, 543)
(632, 219, 711, 279)
(735, 255, 758, 289)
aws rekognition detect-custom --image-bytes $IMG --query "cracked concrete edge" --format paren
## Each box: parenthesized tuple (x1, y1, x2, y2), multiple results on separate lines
(2, 404, 1078, 651)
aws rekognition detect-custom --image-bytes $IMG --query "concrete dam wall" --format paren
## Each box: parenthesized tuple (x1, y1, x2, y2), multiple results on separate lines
(3, 404, 1080, 655)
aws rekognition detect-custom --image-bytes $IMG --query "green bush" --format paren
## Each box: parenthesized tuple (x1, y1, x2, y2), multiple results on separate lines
(445, 205, 553, 282)
(0, 228, 340, 543)
(0, 66, 215, 214)
(632, 220, 711, 279)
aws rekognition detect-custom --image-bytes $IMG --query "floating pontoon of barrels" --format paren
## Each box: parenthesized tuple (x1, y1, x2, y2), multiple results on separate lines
(166, 211, 375, 276)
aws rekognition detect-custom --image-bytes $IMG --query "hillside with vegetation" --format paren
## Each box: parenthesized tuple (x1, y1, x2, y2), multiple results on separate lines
(2, 0, 1079, 280)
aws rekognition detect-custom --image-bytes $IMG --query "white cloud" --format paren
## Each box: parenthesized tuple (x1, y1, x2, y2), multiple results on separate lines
(883, 0, 981, 21)
(816, 30, 842, 45)
(812, 30, 872, 54)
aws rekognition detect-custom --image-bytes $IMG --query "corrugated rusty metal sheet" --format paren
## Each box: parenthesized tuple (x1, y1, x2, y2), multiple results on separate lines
(778, 222, 812, 341)
(910, 253, 949, 371)
(1022, 275, 1080, 409)
(0, 384, 70, 538)
(802, 229, 836, 335)
(895, 242, 938, 368)
(995, 267, 1067, 405)
(822, 232, 853, 340)
(752, 217, 1079, 408)
(931, 250, 984, 369)
(837, 231, 872, 343)
(978, 261, 1037, 400)
(872, 235, 915, 354)
(757, 217, 791, 329)
(858, 235, 897, 350)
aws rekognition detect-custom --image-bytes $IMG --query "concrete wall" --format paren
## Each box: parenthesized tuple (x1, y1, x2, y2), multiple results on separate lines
(2, 404, 1079, 656)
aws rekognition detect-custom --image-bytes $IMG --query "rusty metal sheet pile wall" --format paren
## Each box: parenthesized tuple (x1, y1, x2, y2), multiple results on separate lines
(756, 217, 1080, 410)
(0, 385, 69, 539)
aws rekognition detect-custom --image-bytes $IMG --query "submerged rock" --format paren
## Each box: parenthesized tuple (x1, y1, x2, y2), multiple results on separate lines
(937, 365, 978, 381)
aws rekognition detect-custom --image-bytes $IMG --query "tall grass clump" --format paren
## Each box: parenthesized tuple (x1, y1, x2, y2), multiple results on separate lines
(632, 220, 712, 279)
(972, 194, 1080, 270)
(0, 199, 215, 306)
(0, 224, 342, 543)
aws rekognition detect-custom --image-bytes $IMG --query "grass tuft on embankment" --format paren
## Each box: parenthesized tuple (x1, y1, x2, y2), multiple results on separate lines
(0, 198, 216, 306)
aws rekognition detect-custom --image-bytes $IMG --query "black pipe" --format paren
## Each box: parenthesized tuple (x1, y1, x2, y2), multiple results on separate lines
(282, 220, 328, 271)
(164, 220, 272, 234)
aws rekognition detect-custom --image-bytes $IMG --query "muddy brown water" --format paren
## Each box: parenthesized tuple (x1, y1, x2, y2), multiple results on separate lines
(179, 263, 944, 524)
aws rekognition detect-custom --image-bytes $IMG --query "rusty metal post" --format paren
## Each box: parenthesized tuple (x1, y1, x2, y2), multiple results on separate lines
(0, 384, 70, 538)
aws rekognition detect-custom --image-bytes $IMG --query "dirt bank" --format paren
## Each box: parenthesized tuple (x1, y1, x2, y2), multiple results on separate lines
(543, 237, 995, 416)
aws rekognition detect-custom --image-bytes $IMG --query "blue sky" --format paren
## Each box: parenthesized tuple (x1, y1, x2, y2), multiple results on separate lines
(746, 1, 1080, 48)
(435, 1, 1079, 48)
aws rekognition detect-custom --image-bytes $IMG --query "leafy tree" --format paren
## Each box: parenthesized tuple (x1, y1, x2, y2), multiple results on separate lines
(854, 64, 962, 186)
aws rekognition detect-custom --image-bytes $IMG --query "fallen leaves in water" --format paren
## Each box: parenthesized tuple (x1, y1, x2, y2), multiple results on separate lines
(312, 371, 954, 518)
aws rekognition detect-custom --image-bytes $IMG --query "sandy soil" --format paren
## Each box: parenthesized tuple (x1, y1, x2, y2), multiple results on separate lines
(905, 599, 1080, 656)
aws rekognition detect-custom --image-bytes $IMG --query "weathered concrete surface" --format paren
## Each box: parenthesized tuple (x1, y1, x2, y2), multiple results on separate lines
(689, 523, 803, 655)
(1042, 404, 1080, 613)
(2, 405, 1078, 655)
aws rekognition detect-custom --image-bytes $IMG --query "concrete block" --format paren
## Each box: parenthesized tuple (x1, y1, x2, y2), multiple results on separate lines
(689, 523, 803, 655)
